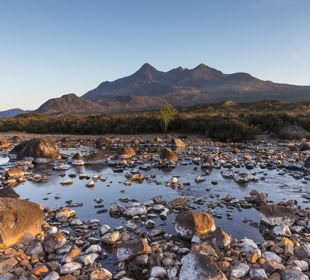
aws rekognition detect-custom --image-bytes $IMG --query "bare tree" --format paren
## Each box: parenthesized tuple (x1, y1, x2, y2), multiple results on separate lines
(159, 104, 177, 132)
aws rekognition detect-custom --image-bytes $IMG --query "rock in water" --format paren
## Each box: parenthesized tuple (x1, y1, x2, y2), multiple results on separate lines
(0, 198, 44, 247)
(10, 138, 60, 160)
(179, 252, 227, 280)
(170, 138, 186, 147)
(117, 239, 150, 261)
(259, 204, 295, 226)
(175, 211, 216, 239)
(160, 148, 178, 162)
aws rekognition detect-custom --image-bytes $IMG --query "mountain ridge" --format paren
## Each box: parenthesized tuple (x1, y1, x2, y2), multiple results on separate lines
(33, 63, 310, 114)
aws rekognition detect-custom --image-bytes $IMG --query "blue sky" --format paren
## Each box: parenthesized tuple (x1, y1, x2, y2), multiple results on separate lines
(0, 0, 310, 110)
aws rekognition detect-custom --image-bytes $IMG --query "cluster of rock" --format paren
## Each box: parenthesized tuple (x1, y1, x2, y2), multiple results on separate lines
(0, 134, 310, 279)
(1, 194, 310, 280)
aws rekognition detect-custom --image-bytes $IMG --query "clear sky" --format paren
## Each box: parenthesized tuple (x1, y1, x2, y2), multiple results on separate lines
(0, 0, 310, 110)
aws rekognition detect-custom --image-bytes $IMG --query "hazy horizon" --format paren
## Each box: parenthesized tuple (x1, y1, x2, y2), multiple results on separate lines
(1, 0, 310, 110)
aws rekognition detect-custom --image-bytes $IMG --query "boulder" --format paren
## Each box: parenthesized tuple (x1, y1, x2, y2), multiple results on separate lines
(0, 198, 44, 247)
(85, 151, 107, 165)
(170, 138, 186, 147)
(44, 232, 67, 253)
(121, 147, 136, 159)
(259, 204, 295, 226)
(211, 227, 234, 249)
(248, 190, 267, 205)
(117, 239, 150, 262)
(10, 138, 60, 160)
(175, 211, 216, 239)
(179, 252, 227, 280)
(55, 208, 76, 222)
(160, 148, 178, 162)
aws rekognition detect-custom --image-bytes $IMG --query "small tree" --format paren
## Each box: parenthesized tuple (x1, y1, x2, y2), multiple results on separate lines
(159, 104, 177, 132)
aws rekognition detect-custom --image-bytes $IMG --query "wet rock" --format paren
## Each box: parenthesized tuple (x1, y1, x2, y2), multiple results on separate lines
(175, 211, 216, 239)
(160, 148, 178, 162)
(89, 268, 112, 280)
(85, 151, 107, 165)
(120, 146, 136, 159)
(72, 153, 85, 166)
(221, 170, 234, 179)
(168, 196, 188, 209)
(170, 138, 186, 147)
(179, 252, 227, 280)
(108, 203, 125, 217)
(10, 138, 60, 160)
(234, 173, 249, 184)
(44, 232, 67, 253)
(117, 239, 150, 262)
(100, 225, 111, 236)
(211, 227, 234, 249)
(56, 208, 76, 222)
(0, 198, 44, 247)
(124, 203, 147, 217)
(259, 204, 295, 226)
(248, 190, 267, 205)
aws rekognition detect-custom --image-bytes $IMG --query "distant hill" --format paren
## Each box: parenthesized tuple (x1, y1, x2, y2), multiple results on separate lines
(35, 63, 310, 114)
(36, 93, 105, 115)
(0, 108, 29, 119)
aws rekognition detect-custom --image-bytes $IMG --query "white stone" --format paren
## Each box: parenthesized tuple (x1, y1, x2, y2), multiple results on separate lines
(60, 262, 82, 274)
(150, 266, 167, 278)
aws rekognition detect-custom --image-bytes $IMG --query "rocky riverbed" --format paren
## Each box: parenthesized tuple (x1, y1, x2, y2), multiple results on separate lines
(0, 134, 310, 280)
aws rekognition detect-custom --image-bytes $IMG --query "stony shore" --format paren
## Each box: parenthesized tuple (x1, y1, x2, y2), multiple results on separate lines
(0, 134, 310, 280)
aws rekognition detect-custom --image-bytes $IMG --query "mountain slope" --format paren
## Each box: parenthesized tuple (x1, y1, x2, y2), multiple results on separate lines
(36, 93, 104, 115)
(82, 63, 310, 111)
(35, 63, 310, 114)
(0, 108, 29, 119)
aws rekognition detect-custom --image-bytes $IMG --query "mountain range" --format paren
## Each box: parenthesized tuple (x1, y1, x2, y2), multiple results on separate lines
(4, 63, 310, 116)
(0, 108, 29, 119)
